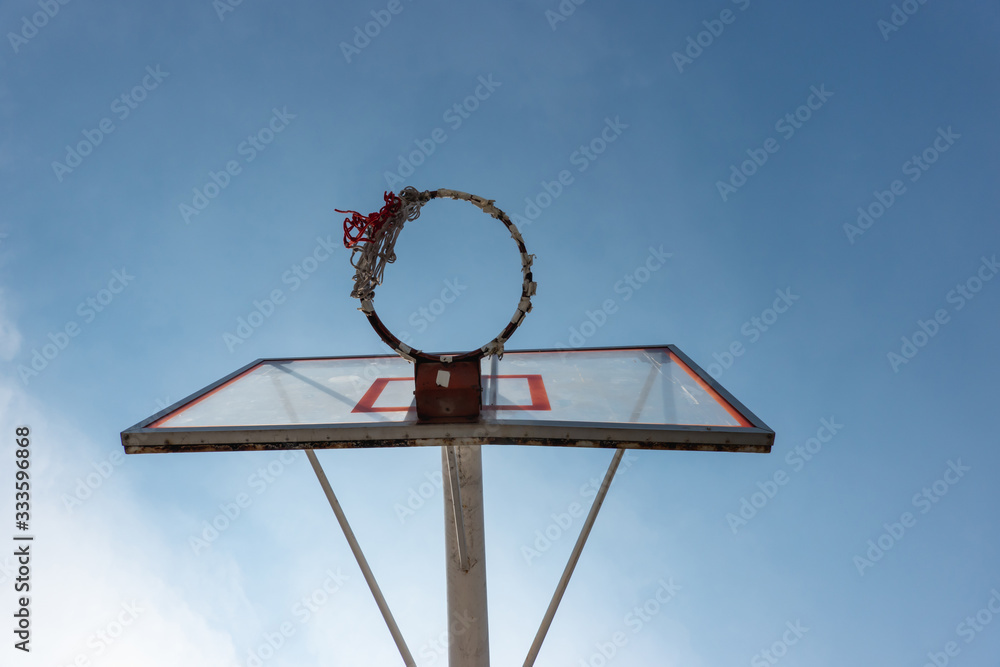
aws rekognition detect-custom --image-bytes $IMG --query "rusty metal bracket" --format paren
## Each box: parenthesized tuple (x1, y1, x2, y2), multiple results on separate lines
(414, 358, 483, 423)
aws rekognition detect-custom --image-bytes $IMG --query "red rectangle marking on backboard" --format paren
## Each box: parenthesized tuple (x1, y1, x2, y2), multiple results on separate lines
(352, 374, 550, 413)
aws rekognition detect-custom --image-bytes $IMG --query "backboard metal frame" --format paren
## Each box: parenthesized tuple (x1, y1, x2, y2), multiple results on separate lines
(121, 345, 774, 455)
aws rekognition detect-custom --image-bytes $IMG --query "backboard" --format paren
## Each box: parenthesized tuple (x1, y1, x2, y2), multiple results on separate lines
(121, 345, 773, 455)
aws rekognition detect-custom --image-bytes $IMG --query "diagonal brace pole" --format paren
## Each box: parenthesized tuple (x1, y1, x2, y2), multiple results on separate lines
(306, 449, 416, 667)
(523, 357, 658, 664)
(522, 447, 625, 666)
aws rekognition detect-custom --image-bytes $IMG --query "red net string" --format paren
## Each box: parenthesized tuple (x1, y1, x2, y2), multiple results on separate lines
(338, 191, 402, 248)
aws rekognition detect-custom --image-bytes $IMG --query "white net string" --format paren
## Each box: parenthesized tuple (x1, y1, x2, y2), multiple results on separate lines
(348, 186, 425, 301)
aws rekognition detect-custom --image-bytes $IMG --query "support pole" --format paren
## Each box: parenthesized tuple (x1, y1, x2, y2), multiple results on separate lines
(306, 449, 416, 667)
(442, 445, 490, 666)
(522, 448, 625, 666)
(524, 355, 660, 663)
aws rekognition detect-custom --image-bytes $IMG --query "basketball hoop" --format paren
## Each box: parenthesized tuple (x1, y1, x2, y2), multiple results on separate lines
(124, 190, 774, 667)
(339, 187, 537, 366)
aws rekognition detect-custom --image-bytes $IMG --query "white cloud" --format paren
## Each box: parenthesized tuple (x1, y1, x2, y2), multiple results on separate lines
(0, 378, 242, 666)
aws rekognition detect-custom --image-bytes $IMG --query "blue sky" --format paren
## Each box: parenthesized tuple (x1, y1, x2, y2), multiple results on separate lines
(1, 0, 999, 665)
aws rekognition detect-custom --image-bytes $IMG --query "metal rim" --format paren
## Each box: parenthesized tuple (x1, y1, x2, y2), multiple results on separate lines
(359, 188, 536, 364)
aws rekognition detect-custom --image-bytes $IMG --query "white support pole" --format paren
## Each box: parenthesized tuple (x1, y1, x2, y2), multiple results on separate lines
(442, 444, 490, 667)
(306, 449, 416, 667)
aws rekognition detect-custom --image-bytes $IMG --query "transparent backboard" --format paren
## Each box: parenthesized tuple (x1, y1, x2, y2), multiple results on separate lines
(122, 346, 773, 454)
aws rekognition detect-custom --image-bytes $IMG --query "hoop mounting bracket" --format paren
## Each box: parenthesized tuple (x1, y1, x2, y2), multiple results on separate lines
(414, 358, 483, 423)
